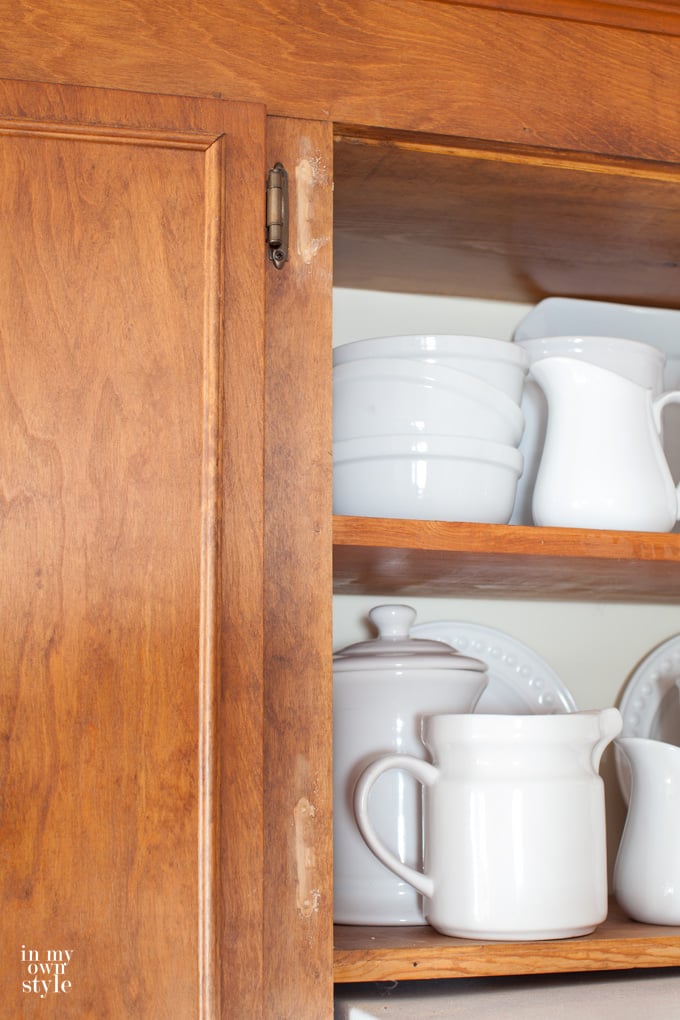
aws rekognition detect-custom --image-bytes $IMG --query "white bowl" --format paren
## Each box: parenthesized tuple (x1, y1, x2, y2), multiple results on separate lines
(333, 334, 529, 404)
(333, 357, 525, 445)
(333, 434, 523, 522)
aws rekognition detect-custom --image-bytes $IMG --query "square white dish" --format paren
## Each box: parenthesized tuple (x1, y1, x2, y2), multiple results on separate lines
(514, 296, 680, 364)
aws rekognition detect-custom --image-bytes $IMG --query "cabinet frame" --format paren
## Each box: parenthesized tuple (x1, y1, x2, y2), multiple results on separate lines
(4, 2, 680, 1015)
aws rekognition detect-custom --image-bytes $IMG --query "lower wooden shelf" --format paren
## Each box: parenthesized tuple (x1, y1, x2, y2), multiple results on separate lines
(333, 902, 680, 982)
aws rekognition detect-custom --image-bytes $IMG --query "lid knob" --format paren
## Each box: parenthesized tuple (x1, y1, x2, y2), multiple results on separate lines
(369, 604, 416, 639)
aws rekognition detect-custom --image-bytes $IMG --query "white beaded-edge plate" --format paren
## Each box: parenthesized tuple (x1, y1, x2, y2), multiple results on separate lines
(616, 633, 680, 800)
(410, 620, 577, 715)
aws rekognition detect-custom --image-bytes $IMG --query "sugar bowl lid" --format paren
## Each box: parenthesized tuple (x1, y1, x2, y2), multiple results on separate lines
(333, 604, 487, 672)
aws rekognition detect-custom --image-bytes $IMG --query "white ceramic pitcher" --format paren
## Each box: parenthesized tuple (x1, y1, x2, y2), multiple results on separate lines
(530, 357, 680, 531)
(354, 709, 622, 940)
(614, 737, 680, 925)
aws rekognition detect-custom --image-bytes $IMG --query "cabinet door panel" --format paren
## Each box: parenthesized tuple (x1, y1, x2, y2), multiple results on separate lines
(0, 82, 266, 1018)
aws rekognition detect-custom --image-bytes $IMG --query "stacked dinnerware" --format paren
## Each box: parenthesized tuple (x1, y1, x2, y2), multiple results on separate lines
(333, 334, 529, 522)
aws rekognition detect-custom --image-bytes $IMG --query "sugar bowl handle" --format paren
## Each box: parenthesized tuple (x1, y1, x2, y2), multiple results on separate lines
(353, 753, 438, 899)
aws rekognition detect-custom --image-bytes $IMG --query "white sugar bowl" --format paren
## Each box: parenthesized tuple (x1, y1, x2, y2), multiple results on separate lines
(333, 603, 488, 925)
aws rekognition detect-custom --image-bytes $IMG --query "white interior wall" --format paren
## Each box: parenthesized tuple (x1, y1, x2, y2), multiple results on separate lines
(332, 287, 680, 863)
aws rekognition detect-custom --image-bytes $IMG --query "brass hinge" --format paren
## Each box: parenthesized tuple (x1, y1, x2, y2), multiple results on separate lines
(266, 162, 289, 269)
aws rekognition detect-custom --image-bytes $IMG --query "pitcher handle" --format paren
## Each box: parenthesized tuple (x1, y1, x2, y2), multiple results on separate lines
(652, 388, 680, 434)
(652, 390, 680, 519)
(353, 754, 438, 899)
(591, 707, 623, 773)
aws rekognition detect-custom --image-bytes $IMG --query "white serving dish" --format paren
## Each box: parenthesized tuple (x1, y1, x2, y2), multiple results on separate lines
(411, 620, 577, 714)
(333, 357, 525, 445)
(514, 296, 680, 359)
(333, 434, 523, 522)
(333, 334, 529, 404)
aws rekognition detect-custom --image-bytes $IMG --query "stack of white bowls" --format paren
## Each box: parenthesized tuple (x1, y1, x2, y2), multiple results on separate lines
(333, 334, 530, 522)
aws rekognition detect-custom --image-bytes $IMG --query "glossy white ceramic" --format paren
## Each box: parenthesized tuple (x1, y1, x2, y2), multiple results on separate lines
(411, 620, 577, 714)
(516, 334, 665, 390)
(333, 334, 529, 404)
(614, 737, 680, 925)
(332, 357, 525, 445)
(333, 604, 488, 925)
(615, 633, 680, 801)
(514, 296, 680, 362)
(514, 296, 680, 520)
(510, 335, 667, 526)
(354, 709, 622, 940)
(530, 357, 680, 531)
(333, 434, 523, 522)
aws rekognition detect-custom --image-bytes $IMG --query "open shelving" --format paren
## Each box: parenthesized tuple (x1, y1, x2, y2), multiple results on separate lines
(331, 118, 680, 988)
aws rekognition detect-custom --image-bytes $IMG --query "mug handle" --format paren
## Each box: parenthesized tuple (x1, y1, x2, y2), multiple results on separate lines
(353, 753, 438, 899)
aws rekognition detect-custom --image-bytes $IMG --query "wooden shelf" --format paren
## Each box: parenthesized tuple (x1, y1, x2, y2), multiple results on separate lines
(333, 516, 680, 601)
(334, 902, 680, 983)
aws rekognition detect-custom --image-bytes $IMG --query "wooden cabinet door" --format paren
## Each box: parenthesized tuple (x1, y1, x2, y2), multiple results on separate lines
(0, 80, 266, 1018)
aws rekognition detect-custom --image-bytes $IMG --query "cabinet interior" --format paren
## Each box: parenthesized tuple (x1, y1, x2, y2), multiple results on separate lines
(330, 126, 680, 981)
(331, 126, 680, 605)
(333, 125, 680, 306)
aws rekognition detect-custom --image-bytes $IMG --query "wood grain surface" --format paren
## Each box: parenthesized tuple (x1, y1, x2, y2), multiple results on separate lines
(0, 80, 266, 1018)
(333, 127, 680, 303)
(263, 115, 335, 1020)
(3, 2, 680, 161)
(334, 901, 680, 981)
(3, 3, 680, 1014)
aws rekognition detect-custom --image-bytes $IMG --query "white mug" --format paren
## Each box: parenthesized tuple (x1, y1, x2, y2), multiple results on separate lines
(354, 709, 621, 940)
